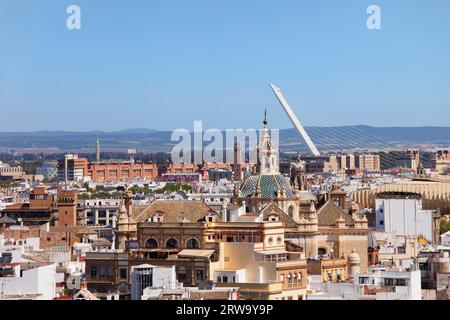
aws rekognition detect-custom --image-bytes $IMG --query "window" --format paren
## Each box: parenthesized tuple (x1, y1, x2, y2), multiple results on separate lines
(280, 274, 285, 283)
(394, 278, 406, 286)
(222, 276, 228, 283)
(166, 238, 179, 249)
(384, 278, 394, 286)
(327, 272, 333, 282)
(359, 277, 370, 284)
(91, 267, 97, 277)
(217, 276, 221, 283)
(277, 236, 283, 244)
(268, 237, 273, 245)
(120, 268, 127, 280)
(99, 265, 106, 277)
(419, 263, 429, 271)
(145, 238, 158, 248)
(107, 265, 114, 277)
(186, 238, 200, 249)
(195, 269, 204, 281)
(380, 220, 384, 226)
(178, 267, 187, 282)
(288, 206, 294, 218)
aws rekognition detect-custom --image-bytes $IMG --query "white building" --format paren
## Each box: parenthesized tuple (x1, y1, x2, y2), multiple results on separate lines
(77, 199, 120, 227)
(375, 192, 434, 241)
(440, 231, 450, 247)
(0, 262, 57, 300)
(130, 264, 180, 300)
(307, 267, 422, 300)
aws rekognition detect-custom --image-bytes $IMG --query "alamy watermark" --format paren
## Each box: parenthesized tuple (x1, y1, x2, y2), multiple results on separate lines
(367, 5, 381, 30)
(66, 5, 81, 30)
(170, 121, 279, 165)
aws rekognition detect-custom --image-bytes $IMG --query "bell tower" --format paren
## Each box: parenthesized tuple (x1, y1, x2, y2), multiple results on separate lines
(291, 156, 307, 191)
(57, 189, 78, 227)
(257, 109, 279, 175)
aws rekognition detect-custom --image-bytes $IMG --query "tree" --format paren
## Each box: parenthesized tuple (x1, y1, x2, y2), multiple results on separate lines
(440, 219, 450, 234)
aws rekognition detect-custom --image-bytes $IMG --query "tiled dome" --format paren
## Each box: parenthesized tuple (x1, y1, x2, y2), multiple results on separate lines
(240, 173, 295, 198)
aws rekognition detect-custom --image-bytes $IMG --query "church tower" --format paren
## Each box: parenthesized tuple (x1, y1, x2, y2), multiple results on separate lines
(257, 109, 279, 175)
(115, 189, 136, 250)
(57, 189, 78, 227)
(116, 199, 129, 250)
(291, 155, 308, 192)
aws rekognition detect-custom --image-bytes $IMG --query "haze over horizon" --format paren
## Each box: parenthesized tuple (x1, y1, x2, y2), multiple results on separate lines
(1, 0, 449, 132)
(2, 124, 450, 134)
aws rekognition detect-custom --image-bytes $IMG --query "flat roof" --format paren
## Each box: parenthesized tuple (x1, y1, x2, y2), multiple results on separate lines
(256, 249, 288, 255)
(177, 249, 215, 258)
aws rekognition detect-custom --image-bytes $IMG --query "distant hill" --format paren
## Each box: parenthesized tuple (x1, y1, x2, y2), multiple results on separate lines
(0, 126, 449, 153)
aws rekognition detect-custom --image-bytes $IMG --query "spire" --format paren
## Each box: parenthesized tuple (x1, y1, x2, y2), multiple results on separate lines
(263, 108, 268, 127)
(257, 107, 279, 175)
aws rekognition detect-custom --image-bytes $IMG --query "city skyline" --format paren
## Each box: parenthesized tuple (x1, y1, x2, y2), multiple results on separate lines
(1, 0, 450, 132)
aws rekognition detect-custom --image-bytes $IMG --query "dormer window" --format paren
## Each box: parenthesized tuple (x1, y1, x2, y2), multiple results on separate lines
(152, 213, 163, 223)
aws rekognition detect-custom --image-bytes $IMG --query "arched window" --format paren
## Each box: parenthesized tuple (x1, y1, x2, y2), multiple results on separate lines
(268, 237, 273, 245)
(298, 272, 303, 284)
(287, 273, 292, 287)
(145, 238, 158, 249)
(277, 236, 283, 244)
(288, 205, 294, 218)
(166, 238, 179, 249)
(186, 238, 200, 249)
(293, 273, 297, 287)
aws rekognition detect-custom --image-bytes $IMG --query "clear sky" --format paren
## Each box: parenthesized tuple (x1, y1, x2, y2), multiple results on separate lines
(0, 0, 449, 132)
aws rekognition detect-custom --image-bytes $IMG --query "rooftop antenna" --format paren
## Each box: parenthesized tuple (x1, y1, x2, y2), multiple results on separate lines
(270, 83, 320, 156)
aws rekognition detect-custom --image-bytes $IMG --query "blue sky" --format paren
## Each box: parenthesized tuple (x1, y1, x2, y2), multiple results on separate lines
(0, 0, 449, 132)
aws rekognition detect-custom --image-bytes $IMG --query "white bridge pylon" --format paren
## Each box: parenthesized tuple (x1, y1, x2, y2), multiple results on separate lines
(270, 83, 321, 156)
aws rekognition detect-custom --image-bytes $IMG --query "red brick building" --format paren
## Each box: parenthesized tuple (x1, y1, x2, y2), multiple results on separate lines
(87, 162, 158, 182)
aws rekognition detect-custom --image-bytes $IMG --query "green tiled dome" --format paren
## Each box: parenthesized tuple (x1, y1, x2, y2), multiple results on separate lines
(240, 173, 295, 198)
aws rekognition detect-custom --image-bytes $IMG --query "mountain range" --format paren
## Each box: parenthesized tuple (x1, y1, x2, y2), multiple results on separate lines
(0, 126, 449, 153)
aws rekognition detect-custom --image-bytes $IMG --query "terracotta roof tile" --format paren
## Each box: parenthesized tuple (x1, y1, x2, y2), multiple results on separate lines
(136, 200, 219, 223)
